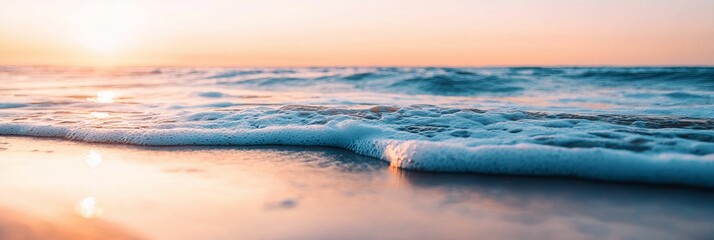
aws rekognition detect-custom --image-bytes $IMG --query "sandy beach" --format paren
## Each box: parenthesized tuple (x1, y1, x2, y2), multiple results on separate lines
(1, 136, 713, 240)
(3, 1, 714, 238)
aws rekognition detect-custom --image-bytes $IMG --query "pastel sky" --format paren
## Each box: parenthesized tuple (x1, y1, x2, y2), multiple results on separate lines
(1, 0, 713, 66)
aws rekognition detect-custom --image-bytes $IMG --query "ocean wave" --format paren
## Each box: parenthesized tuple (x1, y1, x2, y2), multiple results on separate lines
(2, 66, 714, 187)
(562, 67, 714, 90)
(0, 103, 27, 109)
(1, 104, 713, 187)
(206, 70, 265, 79)
(207, 68, 529, 96)
(388, 74, 525, 96)
(564, 67, 714, 81)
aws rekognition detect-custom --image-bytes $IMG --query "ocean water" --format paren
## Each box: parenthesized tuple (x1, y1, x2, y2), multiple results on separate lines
(1, 66, 713, 187)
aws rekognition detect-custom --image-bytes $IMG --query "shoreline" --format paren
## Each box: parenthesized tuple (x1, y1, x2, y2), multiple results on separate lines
(2, 136, 714, 239)
(1, 135, 712, 190)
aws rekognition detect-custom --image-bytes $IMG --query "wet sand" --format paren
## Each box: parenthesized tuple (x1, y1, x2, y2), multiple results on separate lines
(0, 136, 713, 240)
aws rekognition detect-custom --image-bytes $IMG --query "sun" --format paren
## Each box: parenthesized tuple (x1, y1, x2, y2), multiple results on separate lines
(69, 2, 145, 53)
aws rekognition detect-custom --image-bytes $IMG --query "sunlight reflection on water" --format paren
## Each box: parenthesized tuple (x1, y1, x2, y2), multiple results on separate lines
(0, 138, 713, 239)
(86, 150, 103, 169)
(80, 150, 103, 218)
(89, 91, 118, 103)
(89, 112, 110, 119)
(79, 196, 102, 218)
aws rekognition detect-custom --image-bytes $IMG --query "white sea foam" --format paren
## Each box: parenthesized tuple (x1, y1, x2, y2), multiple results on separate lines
(1, 67, 714, 187)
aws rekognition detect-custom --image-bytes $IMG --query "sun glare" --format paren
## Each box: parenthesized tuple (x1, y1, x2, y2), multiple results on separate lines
(70, 2, 145, 53)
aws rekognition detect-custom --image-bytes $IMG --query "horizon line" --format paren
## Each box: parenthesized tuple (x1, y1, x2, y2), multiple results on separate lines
(3, 63, 714, 69)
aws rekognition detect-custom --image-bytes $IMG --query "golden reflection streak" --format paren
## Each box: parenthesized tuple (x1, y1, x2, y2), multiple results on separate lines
(386, 166, 410, 188)
(383, 143, 413, 187)
(80, 150, 103, 218)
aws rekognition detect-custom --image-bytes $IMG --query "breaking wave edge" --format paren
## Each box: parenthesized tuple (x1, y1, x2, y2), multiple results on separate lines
(2, 121, 713, 188)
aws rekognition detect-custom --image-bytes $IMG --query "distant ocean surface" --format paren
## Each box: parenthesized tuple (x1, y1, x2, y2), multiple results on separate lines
(1, 67, 713, 187)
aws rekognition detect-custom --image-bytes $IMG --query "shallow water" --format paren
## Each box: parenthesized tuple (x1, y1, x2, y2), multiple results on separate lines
(1, 137, 713, 240)
(1, 67, 713, 186)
